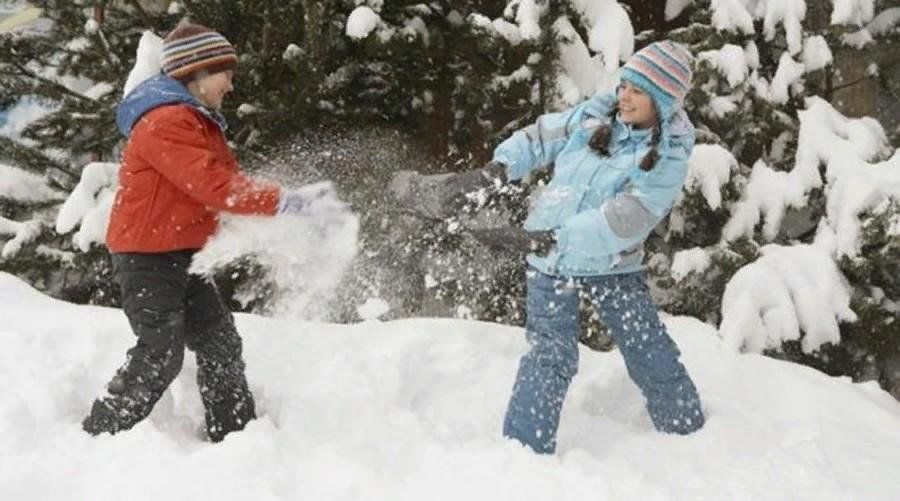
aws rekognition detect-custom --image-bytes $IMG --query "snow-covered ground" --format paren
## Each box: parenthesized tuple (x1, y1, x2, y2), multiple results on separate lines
(2, 272, 900, 500)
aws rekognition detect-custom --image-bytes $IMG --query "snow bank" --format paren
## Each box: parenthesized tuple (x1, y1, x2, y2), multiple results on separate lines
(1, 274, 899, 500)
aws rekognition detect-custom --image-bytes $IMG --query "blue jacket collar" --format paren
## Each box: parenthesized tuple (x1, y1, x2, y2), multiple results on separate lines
(613, 115, 652, 143)
(116, 74, 228, 136)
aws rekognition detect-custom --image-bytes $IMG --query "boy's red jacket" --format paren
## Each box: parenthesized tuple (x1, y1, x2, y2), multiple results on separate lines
(106, 102, 280, 253)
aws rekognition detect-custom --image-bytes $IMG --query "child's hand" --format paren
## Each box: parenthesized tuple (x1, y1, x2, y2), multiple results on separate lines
(277, 181, 342, 215)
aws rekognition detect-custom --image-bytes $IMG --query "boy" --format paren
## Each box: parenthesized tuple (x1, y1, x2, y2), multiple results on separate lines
(83, 23, 320, 441)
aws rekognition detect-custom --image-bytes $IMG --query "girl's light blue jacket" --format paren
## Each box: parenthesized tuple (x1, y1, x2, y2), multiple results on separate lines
(492, 92, 695, 277)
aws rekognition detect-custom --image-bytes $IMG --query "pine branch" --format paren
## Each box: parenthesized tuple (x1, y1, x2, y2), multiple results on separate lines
(10, 63, 95, 104)
(122, 0, 155, 27)
(0, 136, 74, 178)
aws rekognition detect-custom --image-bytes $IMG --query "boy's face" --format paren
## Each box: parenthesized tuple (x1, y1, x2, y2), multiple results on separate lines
(188, 70, 234, 111)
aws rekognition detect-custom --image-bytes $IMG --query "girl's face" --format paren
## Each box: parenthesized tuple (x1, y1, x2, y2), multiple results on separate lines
(188, 69, 234, 111)
(617, 81, 657, 129)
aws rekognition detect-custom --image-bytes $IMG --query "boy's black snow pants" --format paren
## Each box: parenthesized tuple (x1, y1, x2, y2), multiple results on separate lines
(82, 250, 256, 442)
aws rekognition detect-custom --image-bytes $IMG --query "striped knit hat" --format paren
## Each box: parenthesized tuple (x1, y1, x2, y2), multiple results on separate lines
(620, 40, 693, 120)
(162, 23, 237, 82)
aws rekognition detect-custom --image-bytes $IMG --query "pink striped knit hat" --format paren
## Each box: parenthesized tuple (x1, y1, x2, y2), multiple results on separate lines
(621, 40, 693, 119)
(162, 23, 237, 82)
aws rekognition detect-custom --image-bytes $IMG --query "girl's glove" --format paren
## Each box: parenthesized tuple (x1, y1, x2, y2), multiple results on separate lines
(441, 161, 508, 211)
(277, 181, 338, 215)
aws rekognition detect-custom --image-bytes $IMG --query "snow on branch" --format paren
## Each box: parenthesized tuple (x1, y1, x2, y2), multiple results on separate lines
(831, 0, 875, 27)
(123, 31, 162, 97)
(671, 247, 712, 281)
(507, 0, 545, 40)
(684, 144, 736, 210)
(0, 217, 42, 259)
(769, 52, 805, 104)
(699, 44, 750, 87)
(55, 162, 119, 252)
(710, 0, 755, 35)
(666, 0, 694, 21)
(0, 163, 64, 203)
(719, 238, 857, 354)
(724, 159, 805, 242)
(841, 7, 900, 48)
(346, 7, 381, 40)
(571, 0, 634, 71)
(723, 98, 898, 254)
(796, 97, 898, 257)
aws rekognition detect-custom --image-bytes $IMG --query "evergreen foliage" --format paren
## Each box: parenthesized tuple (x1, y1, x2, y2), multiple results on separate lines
(646, 0, 900, 393)
(0, 1, 181, 302)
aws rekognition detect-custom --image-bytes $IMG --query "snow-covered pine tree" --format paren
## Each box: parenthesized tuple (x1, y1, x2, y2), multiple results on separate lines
(329, 0, 636, 325)
(0, 1, 179, 304)
(646, 0, 900, 395)
(180, 0, 344, 147)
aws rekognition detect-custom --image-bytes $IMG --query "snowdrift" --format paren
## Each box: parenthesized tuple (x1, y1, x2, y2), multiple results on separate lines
(1, 272, 899, 500)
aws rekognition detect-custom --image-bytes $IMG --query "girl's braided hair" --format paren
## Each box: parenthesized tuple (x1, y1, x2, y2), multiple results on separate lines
(588, 101, 661, 172)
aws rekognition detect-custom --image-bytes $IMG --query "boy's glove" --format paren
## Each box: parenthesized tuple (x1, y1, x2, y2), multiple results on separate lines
(468, 227, 556, 256)
(278, 181, 340, 215)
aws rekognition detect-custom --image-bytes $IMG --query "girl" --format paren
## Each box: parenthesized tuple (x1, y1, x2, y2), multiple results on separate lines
(460, 40, 706, 453)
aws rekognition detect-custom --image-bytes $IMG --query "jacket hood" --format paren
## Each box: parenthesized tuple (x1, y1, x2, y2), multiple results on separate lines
(116, 74, 227, 136)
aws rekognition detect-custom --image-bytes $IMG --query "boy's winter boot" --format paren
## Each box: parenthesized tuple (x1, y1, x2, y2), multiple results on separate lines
(82, 346, 183, 436)
(199, 355, 256, 442)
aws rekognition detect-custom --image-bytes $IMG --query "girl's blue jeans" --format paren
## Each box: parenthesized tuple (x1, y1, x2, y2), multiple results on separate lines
(503, 267, 705, 453)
